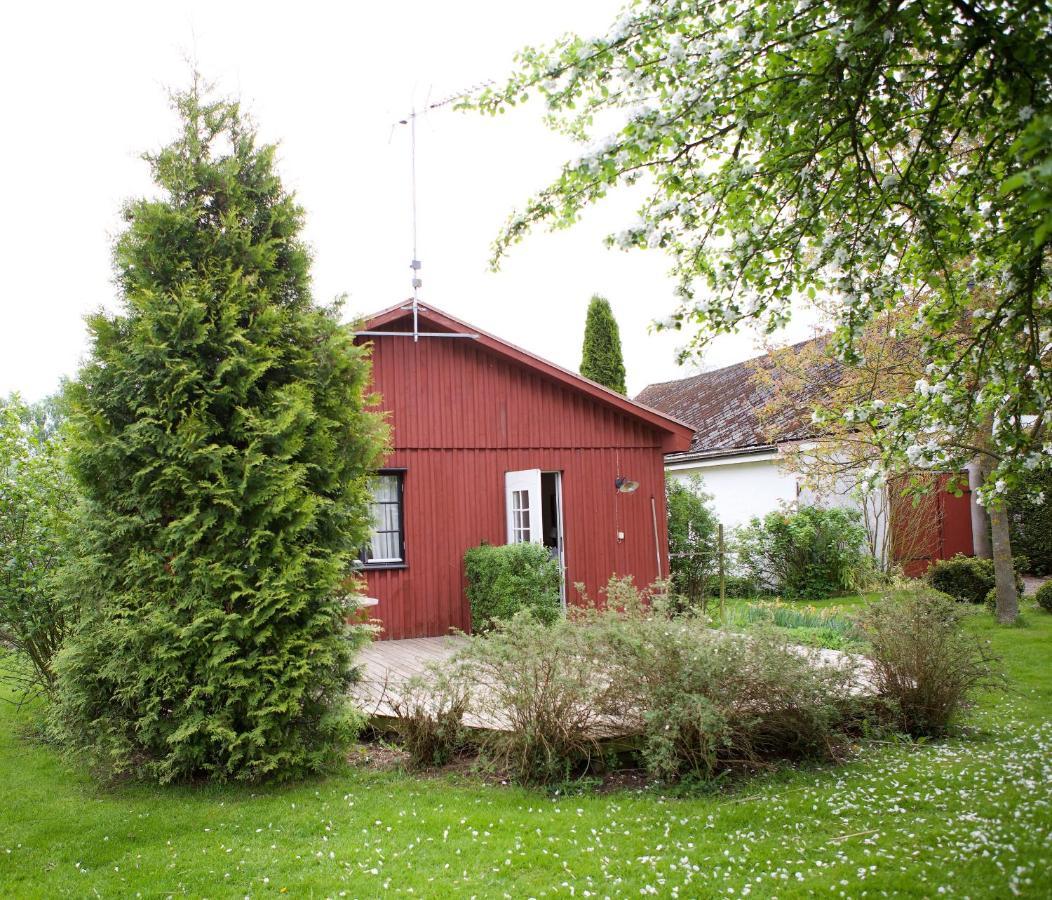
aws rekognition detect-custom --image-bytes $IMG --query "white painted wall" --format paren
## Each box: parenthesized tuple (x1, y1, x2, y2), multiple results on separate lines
(667, 452, 799, 532)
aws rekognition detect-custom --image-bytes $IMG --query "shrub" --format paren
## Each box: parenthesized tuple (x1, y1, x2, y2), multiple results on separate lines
(1034, 581, 1052, 614)
(592, 609, 862, 781)
(51, 90, 387, 783)
(706, 573, 759, 599)
(431, 576, 866, 785)
(927, 554, 1025, 604)
(464, 542, 561, 632)
(451, 611, 614, 784)
(855, 588, 1002, 737)
(0, 395, 75, 699)
(734, 504, 873, 599)
(666, 475, 719, 608)
(388, 666, 469, 768)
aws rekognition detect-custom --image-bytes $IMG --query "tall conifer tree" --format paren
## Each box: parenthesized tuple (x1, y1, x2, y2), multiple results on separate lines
(54, 84, 387, 782)
(580, 295, 627, 393)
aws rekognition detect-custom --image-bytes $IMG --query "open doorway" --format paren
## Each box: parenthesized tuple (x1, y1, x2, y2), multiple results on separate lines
(504, 468, 566, 608)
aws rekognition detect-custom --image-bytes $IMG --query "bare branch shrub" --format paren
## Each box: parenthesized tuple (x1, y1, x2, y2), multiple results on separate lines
(591, 605, 863, 781)
(854, 587, 1003, 736)
(388, 665, 470, 769)
(451, 611, 623, 784)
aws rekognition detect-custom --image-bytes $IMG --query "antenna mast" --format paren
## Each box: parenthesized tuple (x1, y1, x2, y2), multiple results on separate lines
(355, 83, 493, 344)
(409, 106, 422, 342)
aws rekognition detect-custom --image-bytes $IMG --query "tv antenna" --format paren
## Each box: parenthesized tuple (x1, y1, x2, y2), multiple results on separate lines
(355, 82, 492, 343)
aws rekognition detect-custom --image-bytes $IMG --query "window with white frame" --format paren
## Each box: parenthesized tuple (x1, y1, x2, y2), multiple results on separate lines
(510, 488, 532, 543)
(360, 472, 405, 566)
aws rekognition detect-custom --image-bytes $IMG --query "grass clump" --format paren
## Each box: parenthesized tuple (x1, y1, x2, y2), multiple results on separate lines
(726, 599, 864, 650)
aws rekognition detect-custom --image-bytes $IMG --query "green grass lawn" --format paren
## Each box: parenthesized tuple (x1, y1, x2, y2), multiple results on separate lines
(2, 607, 1050, 898)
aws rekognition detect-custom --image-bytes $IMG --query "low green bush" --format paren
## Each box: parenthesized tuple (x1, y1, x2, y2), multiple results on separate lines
(464, 542, 561, 632)
(927, 554, 1024, 604)
(704, 573, 759, 599)
(1034, 581, 1052, 614)
(734, 504, 873, 600)
(1007, 471, 1052, 576)
(855, 588, 1002, 737)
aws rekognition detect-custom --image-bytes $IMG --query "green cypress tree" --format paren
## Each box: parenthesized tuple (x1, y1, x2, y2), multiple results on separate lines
(53, 84, 388, 782)
(580, 295, 627, 393)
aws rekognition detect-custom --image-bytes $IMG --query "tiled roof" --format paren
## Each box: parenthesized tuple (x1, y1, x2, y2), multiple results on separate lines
(635, 337, 837, 460)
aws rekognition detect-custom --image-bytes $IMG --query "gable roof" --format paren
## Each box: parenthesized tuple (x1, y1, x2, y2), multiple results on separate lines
(358, 301, 695, 453)
(635, 337, 838, 461)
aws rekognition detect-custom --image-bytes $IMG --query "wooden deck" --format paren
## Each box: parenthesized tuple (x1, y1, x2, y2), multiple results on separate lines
(352, 636, 468, 721)
(351, 634, 875, 735)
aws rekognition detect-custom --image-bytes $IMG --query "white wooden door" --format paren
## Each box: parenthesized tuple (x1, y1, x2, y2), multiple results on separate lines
(505, 469, 542, 544)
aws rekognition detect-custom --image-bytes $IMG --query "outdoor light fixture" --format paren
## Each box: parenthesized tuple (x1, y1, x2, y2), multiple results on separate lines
(615, 476, 640, 493)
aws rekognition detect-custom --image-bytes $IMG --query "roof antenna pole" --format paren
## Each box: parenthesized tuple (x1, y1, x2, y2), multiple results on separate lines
(409, 106, 422, 343)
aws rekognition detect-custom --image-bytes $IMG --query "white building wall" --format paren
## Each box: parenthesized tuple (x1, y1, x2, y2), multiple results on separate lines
(667, 450, 890, 566)
(667, 452, 800, 532)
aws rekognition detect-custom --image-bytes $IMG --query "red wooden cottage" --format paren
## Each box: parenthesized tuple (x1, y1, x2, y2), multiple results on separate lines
(354, 301, 694, 640)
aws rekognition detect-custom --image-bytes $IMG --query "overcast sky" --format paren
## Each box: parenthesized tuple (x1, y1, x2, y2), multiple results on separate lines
(1, 0, 820, 402)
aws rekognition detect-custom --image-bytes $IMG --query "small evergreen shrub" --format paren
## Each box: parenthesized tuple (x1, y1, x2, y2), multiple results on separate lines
(927, 554, 1024, 604)
(1034, 581, 1052, 614)
(734, 504, 873, 600)
(464, 543, 561, 632)
(389, 666, 469, 769)
(855, 588, 1002, 737)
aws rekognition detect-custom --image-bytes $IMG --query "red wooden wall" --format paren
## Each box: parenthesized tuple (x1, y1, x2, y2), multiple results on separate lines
(359, 317, 674, 640)
(890, 473, 975, 577)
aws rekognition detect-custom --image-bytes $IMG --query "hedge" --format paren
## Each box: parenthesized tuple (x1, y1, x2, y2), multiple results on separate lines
(464, 542, 562, 632)
(927, 554, 1025, 604)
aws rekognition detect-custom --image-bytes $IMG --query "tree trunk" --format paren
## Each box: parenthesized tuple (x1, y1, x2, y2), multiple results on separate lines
(967, 461, 993, 559)
(975, 414, 1017, 624)
(988, 500, 1019, 624)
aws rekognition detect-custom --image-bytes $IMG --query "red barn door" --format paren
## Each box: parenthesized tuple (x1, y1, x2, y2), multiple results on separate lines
(890, 473, 975, 577)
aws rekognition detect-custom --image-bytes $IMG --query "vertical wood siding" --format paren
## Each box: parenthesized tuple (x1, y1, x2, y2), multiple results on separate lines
(360, 325, 672, 639)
